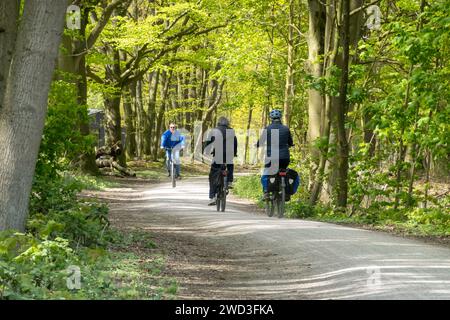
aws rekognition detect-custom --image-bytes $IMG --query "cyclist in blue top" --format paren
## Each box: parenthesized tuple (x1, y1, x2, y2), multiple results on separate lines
(160, 123, 185, 179)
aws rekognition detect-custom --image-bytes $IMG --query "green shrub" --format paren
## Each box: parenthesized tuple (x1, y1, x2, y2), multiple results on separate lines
(406, 208, 450, 226)
(36, 78, 94, 180)
(0, 228, 171, 300)
(233, 175, 262, 201)
(287, 201, 316, 219)
(0, 232, 80, 299)
(29, 176, 111, 248)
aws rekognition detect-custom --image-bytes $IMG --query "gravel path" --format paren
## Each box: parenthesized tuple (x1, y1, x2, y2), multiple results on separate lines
(94, 176, 450, 300)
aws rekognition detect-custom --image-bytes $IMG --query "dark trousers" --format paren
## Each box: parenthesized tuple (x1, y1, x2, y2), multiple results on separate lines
(264, 159, 290, 170)
(209, 163, 234, 199)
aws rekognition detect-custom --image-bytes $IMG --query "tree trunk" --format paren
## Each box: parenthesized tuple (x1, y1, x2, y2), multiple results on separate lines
(197, 68, 208, 121)
(0, 0, 19, 106)
(129, 81, 139, 158)
(335, 0, 350, 208)
(135, 79, 145, 158)
(394, 65, 413, 209)
(146, 70, 160, 156)
(306, 0, 325, 194)
(308, 0, 334, 205)
(103, 48, 123, 155)
(198, 78, 225, 162)
(123, 87, 137, 159)
(244, 105, 253, 164)
(177, 73, 184, 127)
(58, 8, 100, 175)
(0, 0, 67, 231)
(153, 70, 172, 160)
(184, 70, 192, 131)
(423, 149, 431, 209)
(78, 52, 100, 174)
(104, 92, 122, 148)
(283, 0, 295, 126)
(170, 78, 179, 124)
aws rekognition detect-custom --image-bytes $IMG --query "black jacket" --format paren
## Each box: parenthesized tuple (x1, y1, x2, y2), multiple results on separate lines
(257, 120, 293, 160)
(204, 125, 238, 164)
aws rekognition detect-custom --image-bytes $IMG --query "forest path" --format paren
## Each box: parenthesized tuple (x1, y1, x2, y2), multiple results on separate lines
(94, 176, 450, 300)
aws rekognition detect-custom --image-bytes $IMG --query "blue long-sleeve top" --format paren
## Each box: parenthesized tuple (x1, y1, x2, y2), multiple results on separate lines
(160, 130, 185, 149)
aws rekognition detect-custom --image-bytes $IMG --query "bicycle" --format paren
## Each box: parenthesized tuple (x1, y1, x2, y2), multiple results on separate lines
(265, 169, 287, 218)
(216, 165, 228, 212)
(166, 148, 176, 188)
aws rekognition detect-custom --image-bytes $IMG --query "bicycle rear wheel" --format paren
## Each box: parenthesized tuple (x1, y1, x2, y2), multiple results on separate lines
(277, 197, 285, 218)
(221, 176, 227, 212)
(221, 189, 226, 212)
(278, 178, 286, 218)
(216, 192, 221, 212)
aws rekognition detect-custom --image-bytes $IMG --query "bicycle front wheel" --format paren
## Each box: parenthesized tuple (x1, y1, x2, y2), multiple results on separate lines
(171, 161, 176, 188)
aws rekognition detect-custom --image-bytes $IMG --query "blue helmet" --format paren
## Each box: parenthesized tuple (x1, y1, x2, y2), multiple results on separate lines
(269, 109, 282, 120)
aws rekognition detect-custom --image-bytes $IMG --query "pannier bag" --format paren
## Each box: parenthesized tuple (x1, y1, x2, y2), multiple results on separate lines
(267, 175, 281, 193)
(267, 168, 300, 198)
(285, 169, 300, 195)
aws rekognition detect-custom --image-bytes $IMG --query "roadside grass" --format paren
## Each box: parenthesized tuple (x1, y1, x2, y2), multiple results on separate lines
(79, 159, 255, 182)
(232, 175, 450, 239)
(68, 160, 210, 184)
(128, 161, 167, 180)
(105, 230, 178, 300)
(232, 174, 263, 202)
(128, 160, 211, 180)
(0, 228, 177, 300)
(64, 172, 120, 190)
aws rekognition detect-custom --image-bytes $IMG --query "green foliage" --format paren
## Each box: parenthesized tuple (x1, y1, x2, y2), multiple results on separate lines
(36, 78, 94, 180)
(232, 174, 450, 237)
(233, 175, 262, 201)
(2, 159, 174, 299)
(0, 229, 176, 300)
(407, 208, 450, 229)
(29, 175, 111, 247)
(0, 232, 79, 299)
(6, 0, 450, 299)
(332, 0, 450, 210)
(286, 202, 316, 219)
(65, 173, 120, 191)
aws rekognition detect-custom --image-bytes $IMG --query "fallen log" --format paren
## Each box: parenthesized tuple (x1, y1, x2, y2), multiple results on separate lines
(96, 158, 136, 177)
(95, 142, 136, 177)
(96, 142, 122, 160)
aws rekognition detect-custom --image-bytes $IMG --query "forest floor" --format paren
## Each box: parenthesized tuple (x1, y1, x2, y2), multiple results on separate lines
(84, 166, 450, 300)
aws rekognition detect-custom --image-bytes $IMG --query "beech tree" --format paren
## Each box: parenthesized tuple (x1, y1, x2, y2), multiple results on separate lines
(0, 0, 68, 231)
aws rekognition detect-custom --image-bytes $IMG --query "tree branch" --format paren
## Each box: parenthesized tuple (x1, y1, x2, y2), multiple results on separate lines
(122, 44, 181, 86)
(86, 0, 132, 51)
(193, 23, 228, 37)
(159, 10, 190, 37)
(350, 0, 381, 17)
(86, 65, 105, 84)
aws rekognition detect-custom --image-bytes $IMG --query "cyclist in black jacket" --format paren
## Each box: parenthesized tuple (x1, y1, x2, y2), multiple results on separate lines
(257, 109, 294, 200)
(204, 117, 238, 206)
